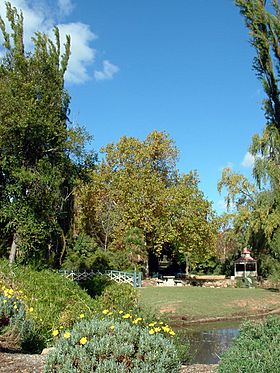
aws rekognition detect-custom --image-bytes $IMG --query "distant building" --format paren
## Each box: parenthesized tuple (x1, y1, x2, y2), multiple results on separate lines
(234, 248, 257, 278)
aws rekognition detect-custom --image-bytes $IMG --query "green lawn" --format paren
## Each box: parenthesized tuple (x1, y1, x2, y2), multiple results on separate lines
(138, 287, 280, 321)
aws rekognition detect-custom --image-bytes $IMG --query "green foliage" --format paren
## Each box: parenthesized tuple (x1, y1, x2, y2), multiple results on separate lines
(0, 260, 151, 351)
(0, 284, 45, 352)
(235, 276, 257, 288)
(0, 260, 98, 343)
(192, 256, 222, 275)
(0, 2, 95, 266)
(62, 234, 110, 271)
(235, 0, 280, 187)
(218, 316, 280, 373)
(217, 167, 280, 277)
(77, 131, 218, 273)
(100, 283, 138, 311)
(219, 0, 280, 277)
(44, 318, 181, 373)
(80, 274, 112, 298)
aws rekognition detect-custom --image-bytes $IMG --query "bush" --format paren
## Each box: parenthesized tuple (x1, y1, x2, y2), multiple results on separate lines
(80, 274, 112, 297)
(235, 276, 257, 288)
(62, 234, 111, 271)
(0, 260, 146, 351)
(44, 318, 181, 373)
(218, 316, 280, 373)
(0, 285, 44, 352)
(0, 260, 98, 346)
(99, 282, 138, 311)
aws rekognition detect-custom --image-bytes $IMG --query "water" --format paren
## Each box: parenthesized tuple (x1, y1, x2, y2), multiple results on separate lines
(175, 320, 241, 364)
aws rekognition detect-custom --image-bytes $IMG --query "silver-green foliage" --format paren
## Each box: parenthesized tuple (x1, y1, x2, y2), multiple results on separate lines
(44, 318, 180, 373)
(0, 290, 41, 352)
(218, 316, 280, 373)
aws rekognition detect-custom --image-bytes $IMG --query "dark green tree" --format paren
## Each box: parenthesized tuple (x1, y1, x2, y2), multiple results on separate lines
(218, 1, 280, 277)
(0, 3, 93, 265)
(236, 0, 280, 185)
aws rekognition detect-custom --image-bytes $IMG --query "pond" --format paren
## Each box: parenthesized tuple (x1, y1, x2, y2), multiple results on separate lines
(174, 320, 241, 364)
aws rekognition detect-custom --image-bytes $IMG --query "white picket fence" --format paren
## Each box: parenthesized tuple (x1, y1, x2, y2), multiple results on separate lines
(59, 269, 142, 288)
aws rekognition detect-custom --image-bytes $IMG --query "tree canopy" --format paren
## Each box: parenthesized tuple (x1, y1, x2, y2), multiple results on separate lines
(0, 3, 93, 266)
(76, 131, 218, 274)
(218, 0, 280, 277)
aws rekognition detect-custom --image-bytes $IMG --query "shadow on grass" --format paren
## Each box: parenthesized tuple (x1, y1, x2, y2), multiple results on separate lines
(264, 287, 280, 292)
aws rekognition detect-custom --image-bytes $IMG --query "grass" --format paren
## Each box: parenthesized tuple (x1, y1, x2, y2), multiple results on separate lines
(138, 287, 280, 321)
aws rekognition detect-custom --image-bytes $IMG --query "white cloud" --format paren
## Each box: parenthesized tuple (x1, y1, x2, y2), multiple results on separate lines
(94, 60, 119, 81)
(57, 22, 97, 84)
(58, 0, 74, 17)
(0, 0, 53, 47)
(0, 0, 105, 84)
(241, 152, 255, 168)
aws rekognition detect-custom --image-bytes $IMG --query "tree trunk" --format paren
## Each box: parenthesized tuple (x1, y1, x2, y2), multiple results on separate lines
(185, 254, 189, 276)
(9, 233, 19, 265)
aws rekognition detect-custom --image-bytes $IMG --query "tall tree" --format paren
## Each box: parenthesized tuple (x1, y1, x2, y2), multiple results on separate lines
(217, 1, 280, 276)
(77, 131, 217, 273)
(0, 3, 92, 265)
(235, 0, 280, 185)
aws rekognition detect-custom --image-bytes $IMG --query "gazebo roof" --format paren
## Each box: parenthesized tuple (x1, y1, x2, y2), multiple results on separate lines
(235, 247, 256, 263)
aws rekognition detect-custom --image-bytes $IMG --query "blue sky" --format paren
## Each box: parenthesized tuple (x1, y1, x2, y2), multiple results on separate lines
(0, 0, 266, 214)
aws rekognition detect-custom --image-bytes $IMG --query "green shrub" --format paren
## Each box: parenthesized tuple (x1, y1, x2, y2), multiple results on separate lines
(62, 234, 111, 271)
(0, 260, 98, 345)
(99, 282, 138, 311)
(235, 276, 256, 288)
(44, 318, 181, 373)
(79, 274, 112, 297)
(218, 316, 280, 373)
(0, 285, 44, 352)
(0, 260, 146, 351)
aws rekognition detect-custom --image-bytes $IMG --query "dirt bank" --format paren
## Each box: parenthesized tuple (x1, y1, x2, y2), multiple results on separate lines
(0, 352, 217, 373)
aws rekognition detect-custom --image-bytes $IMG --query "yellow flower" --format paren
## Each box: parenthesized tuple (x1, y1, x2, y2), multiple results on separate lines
(108, 311, 113, 316)
(79, 337, 87, 345)
(59, 326, 64, 329)
(118, 310, 124, 314)
(159, 321, 164, 325)
(8, 289, 14, 295)
(110, 325, 115, 330)
(3, 299, 7, 304)
(169, 330, 176, 336)
(149, 329, 155, 335)
(162, 326, 170, 333)
(102, 309, 109, 315)
(154, 327, 161, 333)
(122, 313, 131, 319)
(13, 304, 17, 310)
(79, 313, 85, 319)
(29, 307, 34, 313)
(148, 322, 156, 327)
(52, 329, 59, 337)
(64, 331, 71, 339)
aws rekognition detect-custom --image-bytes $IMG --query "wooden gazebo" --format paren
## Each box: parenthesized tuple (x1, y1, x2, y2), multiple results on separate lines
(234, 248, 257, 278)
